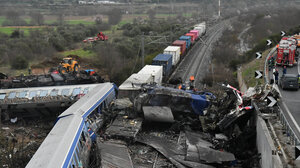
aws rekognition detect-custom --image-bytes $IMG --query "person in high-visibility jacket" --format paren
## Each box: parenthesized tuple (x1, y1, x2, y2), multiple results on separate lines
(189, 76, 195, 90)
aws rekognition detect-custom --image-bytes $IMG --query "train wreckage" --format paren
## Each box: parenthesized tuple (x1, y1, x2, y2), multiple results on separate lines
(20, 81, 270, 167)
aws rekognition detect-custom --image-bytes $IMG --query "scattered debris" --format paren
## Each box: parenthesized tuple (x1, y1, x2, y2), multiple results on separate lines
(104, 115, 143, 140)
(97, 140, 134, 168)
(143, 106, 174, 123)
(10, 117, 18, 123)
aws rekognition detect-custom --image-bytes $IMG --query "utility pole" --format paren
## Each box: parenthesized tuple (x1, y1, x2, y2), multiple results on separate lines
(218, 0, 221, 18)
(140, 34, 170, 68)
(141, 32, 145, 67)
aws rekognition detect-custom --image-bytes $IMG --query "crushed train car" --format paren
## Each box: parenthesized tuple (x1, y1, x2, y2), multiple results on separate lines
(134, 85, 215, 115)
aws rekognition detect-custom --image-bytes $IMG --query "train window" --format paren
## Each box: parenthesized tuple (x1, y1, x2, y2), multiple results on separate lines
(62, 89, 70, 96)
(8, 92, 16, 99)
(39, 90, 48, 97)
(50, 90, 58, 96)
(72, 88, 81, 96)
(29, 91, 37, 98)
(0, 94, 5, 99)
(81, 132, 86, 142)
(18, 91, 27, 98)
(83, 88, 89, 94)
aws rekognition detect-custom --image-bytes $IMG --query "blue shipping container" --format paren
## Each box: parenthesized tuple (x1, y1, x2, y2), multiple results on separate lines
(152, 54, 172, 76)
(179, 36, 191, 49)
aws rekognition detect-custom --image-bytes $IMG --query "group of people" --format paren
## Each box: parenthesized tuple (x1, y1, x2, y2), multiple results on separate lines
(273, 66, 287, 84)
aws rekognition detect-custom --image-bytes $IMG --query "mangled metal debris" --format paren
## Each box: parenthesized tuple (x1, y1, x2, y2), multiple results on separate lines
(112, 98, 133, 110)
(137, 134, 215, 168)
(143, 106, 174, 123)
(134, 85, 214, 115)
(185, 131, 235, 164)
(104, 115, 143, 140)
(0, 71, 104, 89)
(97, 140, 134, 168)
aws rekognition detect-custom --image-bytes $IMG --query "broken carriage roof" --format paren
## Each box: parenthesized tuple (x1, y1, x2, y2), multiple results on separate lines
(144, 85, 214, 115)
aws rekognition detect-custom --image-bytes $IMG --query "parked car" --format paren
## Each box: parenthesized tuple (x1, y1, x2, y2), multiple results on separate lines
(279, 74, 299, 90)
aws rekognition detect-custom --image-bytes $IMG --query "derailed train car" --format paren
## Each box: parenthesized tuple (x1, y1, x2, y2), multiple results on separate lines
(26, 83, 118, 168)
(134, 85, 215, 115)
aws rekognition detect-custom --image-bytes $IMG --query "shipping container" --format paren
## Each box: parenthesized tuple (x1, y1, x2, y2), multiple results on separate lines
(179, 36, 191, 49)
(185, 33, 196, 44)
(194, 22, 206, 36)
(190, 30, 199, 40)
(172, 40, 186, 56)
(164, 46, 181, 66)
(152, 54, 172, 76)
(138, 65, 163, 85)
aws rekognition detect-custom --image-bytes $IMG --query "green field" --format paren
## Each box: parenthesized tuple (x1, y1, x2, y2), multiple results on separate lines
(62, 48, 96, 58)
(45, 20, 95, 25)
(0, 27, 42, 35)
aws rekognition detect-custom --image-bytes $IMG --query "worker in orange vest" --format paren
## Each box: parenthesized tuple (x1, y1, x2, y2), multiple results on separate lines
(189, 76, 195, 90)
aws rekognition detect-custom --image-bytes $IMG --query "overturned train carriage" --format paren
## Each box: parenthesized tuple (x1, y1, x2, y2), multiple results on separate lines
(135, 85, 214, 115)
(26, 82, 118, 168)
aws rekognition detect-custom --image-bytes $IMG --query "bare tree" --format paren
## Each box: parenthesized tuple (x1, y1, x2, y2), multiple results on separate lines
(30, 11, 44, 26)
(107, 8, 122, 25)
(5, 10, 21, 25)
(95, 16, 103, 25)
(57, 13, 65, 25)
(147, 9, 156, 20)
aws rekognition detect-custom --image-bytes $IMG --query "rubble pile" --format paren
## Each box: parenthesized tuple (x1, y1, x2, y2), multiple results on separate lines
(0, 120, 53, 167)
(94, 84, 263, 168)
(0, 70, 104, 89)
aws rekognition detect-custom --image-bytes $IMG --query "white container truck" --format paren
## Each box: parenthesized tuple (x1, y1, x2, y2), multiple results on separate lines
(138, 65, 163, 85)
(164, 46, 180, 66)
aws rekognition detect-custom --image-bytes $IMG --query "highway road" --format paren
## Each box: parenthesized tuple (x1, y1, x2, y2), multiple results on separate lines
(268, 50, 300, 141)
(170, 19, 229, 88)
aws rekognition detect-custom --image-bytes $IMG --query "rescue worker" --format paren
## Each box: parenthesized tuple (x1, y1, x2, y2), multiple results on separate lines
(273, 69, 279, 84)
(189, 76, 195, 90)
(181, 84, 186, 90)
(282, 66, 287, 76)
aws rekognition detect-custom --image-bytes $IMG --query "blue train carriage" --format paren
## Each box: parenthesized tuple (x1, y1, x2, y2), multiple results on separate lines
(26, 82, 118, 168)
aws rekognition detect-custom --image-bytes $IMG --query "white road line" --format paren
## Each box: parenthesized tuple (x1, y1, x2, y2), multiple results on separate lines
(282, 100, 300, 137)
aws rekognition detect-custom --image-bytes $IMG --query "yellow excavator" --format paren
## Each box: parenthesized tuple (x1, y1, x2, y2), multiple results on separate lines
(59, 57, 80, 74)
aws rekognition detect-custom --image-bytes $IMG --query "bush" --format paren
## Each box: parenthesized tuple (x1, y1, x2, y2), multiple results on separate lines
(11, 56, 28, 69)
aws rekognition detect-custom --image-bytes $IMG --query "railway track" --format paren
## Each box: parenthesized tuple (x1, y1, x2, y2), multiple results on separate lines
(170, 20, 228, 87)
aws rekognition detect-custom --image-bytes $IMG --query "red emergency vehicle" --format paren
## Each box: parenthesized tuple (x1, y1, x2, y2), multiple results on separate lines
(276, 37, 297, 66)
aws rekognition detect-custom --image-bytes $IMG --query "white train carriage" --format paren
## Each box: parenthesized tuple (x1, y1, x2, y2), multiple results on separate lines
(26, 82, 118, 168)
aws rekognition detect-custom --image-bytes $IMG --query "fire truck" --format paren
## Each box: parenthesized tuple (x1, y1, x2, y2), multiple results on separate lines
(276, 37, 298, 66)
